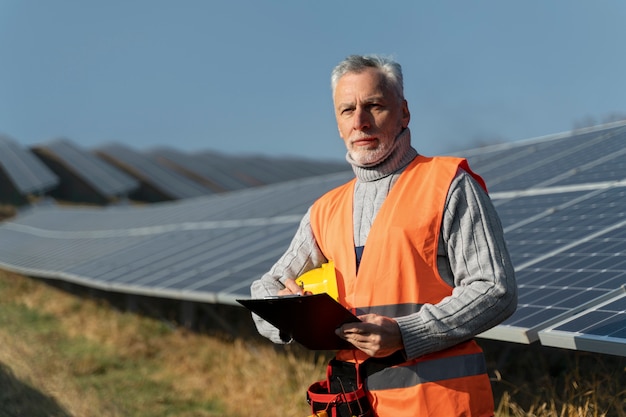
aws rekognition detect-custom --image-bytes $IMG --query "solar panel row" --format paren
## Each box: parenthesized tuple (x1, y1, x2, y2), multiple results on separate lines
(0, 136, 350, 205)
(95, 143, 217, 199)
(32, 139, 140, 198)
(0, 172, 352, 305)
(0, 121, 625, 356)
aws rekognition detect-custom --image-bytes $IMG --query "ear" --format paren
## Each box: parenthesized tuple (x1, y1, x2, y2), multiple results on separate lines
(401, 99, 411, 128)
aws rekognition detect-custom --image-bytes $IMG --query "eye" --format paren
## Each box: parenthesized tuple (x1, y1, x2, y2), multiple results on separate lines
(341, 107, 354, 115)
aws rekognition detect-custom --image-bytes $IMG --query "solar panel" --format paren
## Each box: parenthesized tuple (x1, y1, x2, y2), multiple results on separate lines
(538, 287, 626, 356)
(462, 124, 626, 192)
(480, 185, 626, 344)
(95, 143, 215, 200)
(32, 139, 140, 198)
(0, 135, 59, 195)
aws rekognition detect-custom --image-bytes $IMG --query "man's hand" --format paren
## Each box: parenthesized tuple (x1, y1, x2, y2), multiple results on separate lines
(277, 278, 305, 296)
(335, 314, 404, 358)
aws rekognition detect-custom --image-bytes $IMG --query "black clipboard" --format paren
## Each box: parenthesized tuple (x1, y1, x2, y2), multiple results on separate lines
(237, 293, 360, 350)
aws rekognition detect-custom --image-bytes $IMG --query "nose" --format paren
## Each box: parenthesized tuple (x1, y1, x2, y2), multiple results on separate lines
(353, 107, 371, 131)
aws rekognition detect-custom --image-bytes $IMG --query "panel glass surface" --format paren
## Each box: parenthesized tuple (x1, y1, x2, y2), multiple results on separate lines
(37, 139, 139, 196)
(0, 136, 59, 194)
(465, 125, 626, 192)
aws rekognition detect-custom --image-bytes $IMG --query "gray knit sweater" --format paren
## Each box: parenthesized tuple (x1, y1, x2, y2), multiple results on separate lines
(250, 129, 517, 359)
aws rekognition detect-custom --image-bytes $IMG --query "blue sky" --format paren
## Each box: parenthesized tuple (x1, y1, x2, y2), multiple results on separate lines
(1, 1, 625, 161)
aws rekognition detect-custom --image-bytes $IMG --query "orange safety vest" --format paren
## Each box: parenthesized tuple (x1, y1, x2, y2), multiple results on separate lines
(310, 155, 494, 417)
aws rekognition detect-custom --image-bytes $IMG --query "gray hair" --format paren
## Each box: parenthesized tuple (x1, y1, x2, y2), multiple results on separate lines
(331, 54, 404, 100)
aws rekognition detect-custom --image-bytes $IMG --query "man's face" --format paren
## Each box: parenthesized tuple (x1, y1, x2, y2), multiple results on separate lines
(333, 67, 410, 165)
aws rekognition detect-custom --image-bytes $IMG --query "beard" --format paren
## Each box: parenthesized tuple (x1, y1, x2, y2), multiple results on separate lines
(347, 128, 402, 167)
(349, 141, 394, 166)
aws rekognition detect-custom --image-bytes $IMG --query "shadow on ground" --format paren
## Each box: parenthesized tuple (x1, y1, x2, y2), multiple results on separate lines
(0, 361, 72, 417)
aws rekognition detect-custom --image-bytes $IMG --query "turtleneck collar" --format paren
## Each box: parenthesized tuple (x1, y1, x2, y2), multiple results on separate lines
(346, 128, 418, 182)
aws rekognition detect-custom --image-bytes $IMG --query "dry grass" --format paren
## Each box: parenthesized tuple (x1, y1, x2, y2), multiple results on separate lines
(0, 269, 624, 417)
(484, 338, 626, 417)
(0, 269, 328, 416)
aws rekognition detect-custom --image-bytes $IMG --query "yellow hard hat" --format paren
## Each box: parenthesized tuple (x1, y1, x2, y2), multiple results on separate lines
(295, 260, 339, 301)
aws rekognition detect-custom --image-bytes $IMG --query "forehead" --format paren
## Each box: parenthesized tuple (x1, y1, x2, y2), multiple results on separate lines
(333, 68, 394, 102)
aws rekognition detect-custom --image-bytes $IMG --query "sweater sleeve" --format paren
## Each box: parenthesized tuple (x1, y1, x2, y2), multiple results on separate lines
(249, 208, 327, 344)
(395, 170, 518, 359)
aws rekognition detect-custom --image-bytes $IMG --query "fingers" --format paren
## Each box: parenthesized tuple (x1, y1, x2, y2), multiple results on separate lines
(336, 322, 376, 346)
(336, 325, 378, 357)
(277, 278, 304, 296)
(335, 315, 404, 358)
(335, 314, 379, 336)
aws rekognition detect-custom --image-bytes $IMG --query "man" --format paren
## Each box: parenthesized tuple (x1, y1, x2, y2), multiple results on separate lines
(250, 55, 517, 416)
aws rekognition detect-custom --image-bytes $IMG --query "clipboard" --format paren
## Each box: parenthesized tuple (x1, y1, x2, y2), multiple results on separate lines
(237, 293, 360, 350)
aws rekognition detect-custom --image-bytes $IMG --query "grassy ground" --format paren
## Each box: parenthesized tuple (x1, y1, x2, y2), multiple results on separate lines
(0, 269, 624, 417)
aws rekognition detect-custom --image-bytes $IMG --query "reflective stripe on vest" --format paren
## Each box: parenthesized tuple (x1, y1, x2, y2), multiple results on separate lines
(355, 303, 423, 317)
(365, 352, 487, 391)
